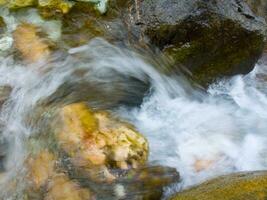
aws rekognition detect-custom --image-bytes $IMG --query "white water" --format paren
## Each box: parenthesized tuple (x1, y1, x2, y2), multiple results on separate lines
(0, 14, 267, 197)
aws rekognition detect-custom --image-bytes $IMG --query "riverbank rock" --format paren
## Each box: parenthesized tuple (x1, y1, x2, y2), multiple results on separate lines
(170, 171, 267, 200)
(127, 0, 267, 86)
(27, 151, 56, 189)
(55, 102, 148, 182)
(13, 23, 51, 63)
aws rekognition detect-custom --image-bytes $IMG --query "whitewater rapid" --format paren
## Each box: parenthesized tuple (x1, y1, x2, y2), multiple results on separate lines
(0, 36, 266, 198)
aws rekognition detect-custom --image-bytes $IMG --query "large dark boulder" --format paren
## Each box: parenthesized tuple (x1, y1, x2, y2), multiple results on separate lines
(170, 171, 267, 200)
(127, 0, 267, 86)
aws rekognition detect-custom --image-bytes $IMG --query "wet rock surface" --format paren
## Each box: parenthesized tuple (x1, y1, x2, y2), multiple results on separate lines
(55, 102, 148, 181)
(127, 0, 267, 86)
(13, 23, 51, 63)
(22, 102, 179, 200)
(170, 171, 267, 200)
(0, 16, 6, 34)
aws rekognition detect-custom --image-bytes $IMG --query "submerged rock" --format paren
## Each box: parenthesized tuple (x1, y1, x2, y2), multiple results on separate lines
(27, 150, 93, 200)
(38, 0, 74, 17)
(55, 102, 148, 182)
(45, 174, 92, 200)
(13, 23, 51, 63)
(128, 0, 267, 86)
(0, 86, 11, 106)
(170, 171, 267, 200)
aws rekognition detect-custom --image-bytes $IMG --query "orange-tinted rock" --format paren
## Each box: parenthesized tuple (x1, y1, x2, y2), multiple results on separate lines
(193, 159, 215, 173)
(56, 102, 149, 182)
(13, 23, 50, 63)
(27, 150, 55, 189)
(45, 174, 92, 200)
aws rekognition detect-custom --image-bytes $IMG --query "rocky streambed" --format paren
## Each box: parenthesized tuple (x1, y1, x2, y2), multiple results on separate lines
(0, 0, 267, 200)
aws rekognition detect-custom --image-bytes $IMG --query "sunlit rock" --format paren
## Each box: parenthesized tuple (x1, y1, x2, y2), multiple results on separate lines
(26, 150, 93, 200)
(170, 171, 267, 200)
(45, 174, 92, 200)
(13, 23, 51, 63)
(56, 102, 148, 182)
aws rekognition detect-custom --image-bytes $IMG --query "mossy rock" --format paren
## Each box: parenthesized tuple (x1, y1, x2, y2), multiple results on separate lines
(170, 171, 267, 200)
(128, 0, 267, 86)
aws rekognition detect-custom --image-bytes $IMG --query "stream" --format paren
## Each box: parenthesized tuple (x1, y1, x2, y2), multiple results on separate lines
(0, 5, 267, 200)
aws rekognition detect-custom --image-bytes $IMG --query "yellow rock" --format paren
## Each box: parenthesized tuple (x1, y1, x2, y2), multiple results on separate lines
(13, 23, 50, 63)
(170, 171, 267, 200)
(56, 102, 149, 181)
(8, 0, 36, 8)
(193, 159, 215, 172)
(45, 174, 91, 200)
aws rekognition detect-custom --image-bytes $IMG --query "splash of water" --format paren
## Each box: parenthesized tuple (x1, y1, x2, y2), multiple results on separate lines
(0, 32, 266, 198)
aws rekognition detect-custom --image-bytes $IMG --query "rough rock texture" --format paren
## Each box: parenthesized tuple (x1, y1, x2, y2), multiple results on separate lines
(56, 102, 148, 182)
(127, 0, 267, 86)
(170, 171, 267, 200)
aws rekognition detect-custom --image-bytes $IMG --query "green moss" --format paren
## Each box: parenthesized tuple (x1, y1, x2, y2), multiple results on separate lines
(170, 171, 267, 200)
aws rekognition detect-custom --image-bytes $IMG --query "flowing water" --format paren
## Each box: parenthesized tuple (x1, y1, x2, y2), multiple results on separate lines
(0, 7, 267, 200)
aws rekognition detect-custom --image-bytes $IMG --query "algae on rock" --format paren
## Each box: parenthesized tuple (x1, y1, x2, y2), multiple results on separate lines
(170, 171, 267, 200)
